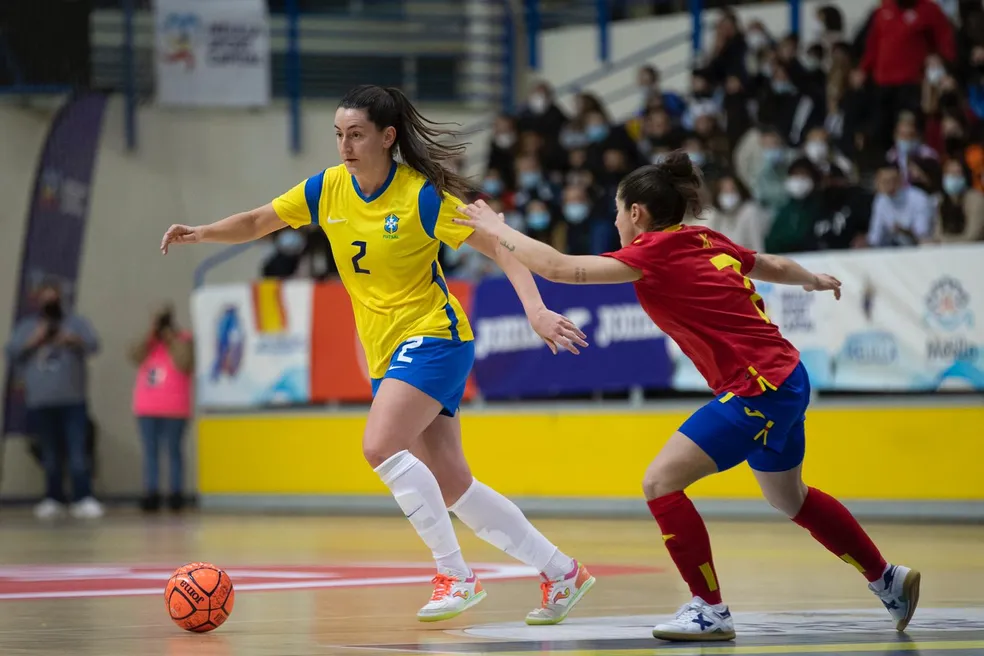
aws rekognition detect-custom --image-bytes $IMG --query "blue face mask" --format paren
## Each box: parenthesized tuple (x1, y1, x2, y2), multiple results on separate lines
(896, 139, 918, 155)
(586, 123, 610, 143)
(563, 202, 590, 224)
(526, 210, 551, 231)
(763, 147, 784, 166)
(772, 81, 796, 95)
(560, 130, 589, 149)
(482, 178, 503, 196)
(943, 174, 967, 197)
(519, 171, 542, 190)
(688, 151, 707, 167)
(276, 229, 306, 255)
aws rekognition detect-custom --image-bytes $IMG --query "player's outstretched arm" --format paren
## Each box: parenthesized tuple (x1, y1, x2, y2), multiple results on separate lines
(160, 203, 288, 254)
(749, 253, 842, 300)
(455, 201, 641, 285)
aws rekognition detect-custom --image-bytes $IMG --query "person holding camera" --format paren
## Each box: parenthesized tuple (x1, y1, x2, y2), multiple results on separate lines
(128, 304, 193, 513)
(4, 281, 102, 520)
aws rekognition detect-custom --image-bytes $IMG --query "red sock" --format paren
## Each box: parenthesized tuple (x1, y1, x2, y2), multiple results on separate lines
(647, 491, 722, 605)
(792, 487, 888, 583)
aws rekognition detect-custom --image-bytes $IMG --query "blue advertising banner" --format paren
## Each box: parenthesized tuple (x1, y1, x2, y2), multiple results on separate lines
(3, 93, 108, 435)
(470, 277, 673, 399)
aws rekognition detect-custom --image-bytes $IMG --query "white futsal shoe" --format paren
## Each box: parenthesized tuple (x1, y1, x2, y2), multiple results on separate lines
(652, 597, 736, 642)
(416, 571, 487, 622)
(526, 560, 595, 625)
(869, 564, 921, 631)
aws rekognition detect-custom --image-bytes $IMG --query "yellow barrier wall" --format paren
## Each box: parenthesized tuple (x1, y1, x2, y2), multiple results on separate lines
(198, 406, 984, 500)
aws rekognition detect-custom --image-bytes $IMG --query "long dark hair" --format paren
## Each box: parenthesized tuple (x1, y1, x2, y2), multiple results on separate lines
(338, 85, 473, 199)
(617, 150, 706, 231)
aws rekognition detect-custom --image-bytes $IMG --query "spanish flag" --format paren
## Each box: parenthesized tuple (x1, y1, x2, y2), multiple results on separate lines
(251, 279, 288, 334)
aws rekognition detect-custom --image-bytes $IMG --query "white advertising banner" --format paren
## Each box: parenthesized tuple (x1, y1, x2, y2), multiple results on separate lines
(191, 280, 311, 409)
(154, 0, 270, 107)
(669, 244, 984, 392)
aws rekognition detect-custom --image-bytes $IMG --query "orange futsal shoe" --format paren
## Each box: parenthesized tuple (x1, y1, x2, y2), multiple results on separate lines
(525, 560, 596, 625)
(416, 571, 487, 622)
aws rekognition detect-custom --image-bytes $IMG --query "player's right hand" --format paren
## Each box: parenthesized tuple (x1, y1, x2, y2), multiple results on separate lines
(530, 307, 589, 356)
(803, 273, 842, 300)
(160, 224, 202, 255)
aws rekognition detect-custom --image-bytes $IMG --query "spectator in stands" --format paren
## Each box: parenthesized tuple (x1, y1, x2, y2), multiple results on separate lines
(834, 68, 873, 159)
(561, 183, 594, 255)
(636, 64, 686, 119)
(765, 157, 824, 253)
(802, 126, 857, 181)
(703, 173, 768, 252)
(816, 5, 847, 50)
(887, 112, 940, 185)
(908, 154, 943, 198)
(967, 45, 984, 121)
(859, 0, 955, 151)
(683, 135, 727, 185)
(481, 168, 515, 209)
(513, 153, 558, 209)
(638, 108, 684, 162)
(4, 280, 102, 520)
(825, 41, 854, 133)
(129, 304, 193, 513)
(753, 127, 791, 217)
(517, 81, 568, 146)
(683, 70, 721, 130)
(722, 75, 753, 150)
(757, 62, 819, 147)
(935, 158, 984, 242)
(866, 163, 936, 246)
(261, 226, 308, 278)
(815, 167, 875, 250)
(487, 114, 519, 187)
(705, 8, 748, 85)
(522, 198, 560, 248)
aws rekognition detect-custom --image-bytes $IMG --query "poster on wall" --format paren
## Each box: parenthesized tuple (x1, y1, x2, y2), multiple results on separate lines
(670, 246, 984, 392)
(191, 279, 312, 409)
(2, 93, 108, 436)
(470, 278, 673, 399)
(154, 0, 270, 107)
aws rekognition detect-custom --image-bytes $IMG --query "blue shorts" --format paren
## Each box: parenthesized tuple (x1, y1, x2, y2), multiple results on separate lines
(679, 361, 811, 473)
(370, 337, 474, 417)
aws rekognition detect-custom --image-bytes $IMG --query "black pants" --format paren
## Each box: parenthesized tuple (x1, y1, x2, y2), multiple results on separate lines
(871, 83, 923, 153)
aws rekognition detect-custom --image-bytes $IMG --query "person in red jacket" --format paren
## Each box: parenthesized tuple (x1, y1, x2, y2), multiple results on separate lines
(860, 0, 956, 151)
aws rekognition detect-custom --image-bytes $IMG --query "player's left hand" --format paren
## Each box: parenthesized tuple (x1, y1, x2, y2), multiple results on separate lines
(455, 200, 504, 235)
(530, 307, 588, 355)
(803, 273, 842, 300)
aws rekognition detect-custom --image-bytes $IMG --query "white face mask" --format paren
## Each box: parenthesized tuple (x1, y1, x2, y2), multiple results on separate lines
(747, 31, 768, 51)
(785, 176, 815, 199)
(926, 65, 945, 85)
(529, 93, 548, 115)
(804, 140, 829, 163)
(493, 132, 516, 150)
(718, 192, 741, 213)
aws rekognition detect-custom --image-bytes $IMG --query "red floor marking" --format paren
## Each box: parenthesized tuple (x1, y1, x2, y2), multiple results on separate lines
(0, 563, 659, 601)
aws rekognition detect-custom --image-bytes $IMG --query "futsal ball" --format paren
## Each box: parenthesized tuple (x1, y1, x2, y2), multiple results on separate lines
(164, 562, 235, 632)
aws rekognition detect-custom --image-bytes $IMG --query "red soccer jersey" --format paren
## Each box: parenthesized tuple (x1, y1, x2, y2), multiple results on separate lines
(603, 225, 800, 397)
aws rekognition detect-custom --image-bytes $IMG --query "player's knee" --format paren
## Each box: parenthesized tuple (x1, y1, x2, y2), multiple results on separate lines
(764, 480, 809, 517)
(642, 467, 682, 501)
(363, 440, 400, 469)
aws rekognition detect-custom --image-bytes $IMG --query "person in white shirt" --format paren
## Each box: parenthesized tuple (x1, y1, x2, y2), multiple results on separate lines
(866, 165, 935, 247)
(701, 174, 770, 252)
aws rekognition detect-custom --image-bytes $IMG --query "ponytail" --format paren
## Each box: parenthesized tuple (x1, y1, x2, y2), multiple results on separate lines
(338, 85, 474, 200)
(617, 150, 707, 231)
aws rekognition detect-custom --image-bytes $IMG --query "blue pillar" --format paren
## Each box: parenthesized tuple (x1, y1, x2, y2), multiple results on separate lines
(690, 0, 703, 61)
(789, 0, 802, 36)
(286, 0, 301, 155)
(596, 0, 609, 64)
(123, 0, 136, 151)
(525, 0, 540, 70)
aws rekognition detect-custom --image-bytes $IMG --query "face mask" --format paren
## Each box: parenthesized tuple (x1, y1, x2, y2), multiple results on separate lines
(746, 31, 768, 51)
(718, 192, 741, 212)
(763, 147, 785, 166)
(41, 300, 63, 322)
(896, 139, 918, 155)
(276, 229, 306, 255)
(772, 81, 796, 95)
(802, 56, 822, 71)
(785, 176, 814, 199)
(926, 66, 945, 85)
(559, 130, 589, 150)
(493, 133, 516, 150)
(687, 151, 707, 167)
(529, 93, 548, 115)
(760, 63, 775, 78)
(586, 123, 609, 143)
(943, 174, 967, 196)
(519, 171, 542, 190)
(526, 210, 551, 231)
(804, 140, 829, 163)
(482, 178, 503, 196)
(563, 202, 590, 224)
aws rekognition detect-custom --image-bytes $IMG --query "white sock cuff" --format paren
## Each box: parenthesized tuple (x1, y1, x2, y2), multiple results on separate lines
(448, 477, 479, 513)
(373, 450, 418, 485)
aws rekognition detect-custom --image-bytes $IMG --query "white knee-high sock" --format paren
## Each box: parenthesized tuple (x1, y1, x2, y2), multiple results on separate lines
(375, 450, 470, 577)
(449, 478, 575, 579)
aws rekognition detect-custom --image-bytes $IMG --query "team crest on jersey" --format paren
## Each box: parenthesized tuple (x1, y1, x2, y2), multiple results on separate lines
(383, 214, 400, 239)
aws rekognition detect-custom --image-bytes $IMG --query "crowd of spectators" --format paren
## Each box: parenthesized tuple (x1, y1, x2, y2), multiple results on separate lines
(263, 0, 984, 282)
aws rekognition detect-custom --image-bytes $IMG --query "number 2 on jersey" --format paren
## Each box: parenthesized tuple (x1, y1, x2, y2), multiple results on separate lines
(352, 241, 370, 274)
(710, 253, 771, 323)
(396, 336, 424, 363)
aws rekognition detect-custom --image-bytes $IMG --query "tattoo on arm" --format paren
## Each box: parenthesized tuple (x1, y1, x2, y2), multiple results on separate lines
(574, 267, 587, 283)
(498, 238, 516, 252)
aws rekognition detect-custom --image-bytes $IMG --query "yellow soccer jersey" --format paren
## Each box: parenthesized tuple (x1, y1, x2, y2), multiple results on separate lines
(272, 161, 476, 379)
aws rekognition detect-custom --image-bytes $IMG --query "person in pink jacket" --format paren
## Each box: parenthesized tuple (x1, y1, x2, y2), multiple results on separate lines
(129, 305, 194, 512)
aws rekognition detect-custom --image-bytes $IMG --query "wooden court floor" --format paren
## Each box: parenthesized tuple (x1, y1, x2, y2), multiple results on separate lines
(0, 511, 981, 656)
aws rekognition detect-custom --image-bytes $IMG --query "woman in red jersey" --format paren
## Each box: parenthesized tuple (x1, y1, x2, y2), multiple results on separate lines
(455, 151, 920, 643)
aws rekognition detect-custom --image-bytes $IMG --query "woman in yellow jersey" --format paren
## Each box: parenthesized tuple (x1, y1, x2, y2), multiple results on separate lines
(160, 85, 596, 625)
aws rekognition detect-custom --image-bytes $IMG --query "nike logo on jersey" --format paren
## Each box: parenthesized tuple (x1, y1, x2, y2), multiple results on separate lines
(324, 218, 347, 224)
